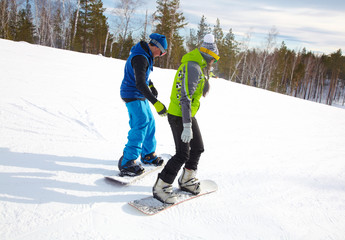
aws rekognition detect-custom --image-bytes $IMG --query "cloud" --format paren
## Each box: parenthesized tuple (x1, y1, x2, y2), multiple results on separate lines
(180, 0, 345, 54)
(104, 0, 344, 54)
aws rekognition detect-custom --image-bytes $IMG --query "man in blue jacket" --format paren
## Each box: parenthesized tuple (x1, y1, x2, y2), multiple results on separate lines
(119, 33, 168, 176)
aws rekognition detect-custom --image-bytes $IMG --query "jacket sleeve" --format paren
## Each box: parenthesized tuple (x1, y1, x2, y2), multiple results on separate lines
(180, 61, 202, 124)
(131, 55, 157, 104)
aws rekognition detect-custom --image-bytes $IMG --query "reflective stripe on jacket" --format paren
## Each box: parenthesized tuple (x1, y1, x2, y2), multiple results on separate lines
(168, 49, 207, 124)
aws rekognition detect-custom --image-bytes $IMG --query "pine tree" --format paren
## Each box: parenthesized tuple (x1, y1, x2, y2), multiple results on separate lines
(153, 0, 187, 68)
(218, 28, 239, 80)
(186, 29, 197, 52)
(53, 7, 63, 48)
(170, 32, 186, 69)
(270, 42, 287, 92)
(197, 15, 210, 46)
(72, 0, 108, 53)
(325, 49, 343, 105)
(212, 18, 223, 43)
(15, 0, 35, 43)
(78, 0, 91, 52)
(70, 7, 82, 51)
(89, 0, 108, 54)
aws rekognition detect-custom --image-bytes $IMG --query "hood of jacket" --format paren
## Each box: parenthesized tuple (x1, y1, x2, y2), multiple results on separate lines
(130, 41, 153, 71)
(181, 48, 207, 69)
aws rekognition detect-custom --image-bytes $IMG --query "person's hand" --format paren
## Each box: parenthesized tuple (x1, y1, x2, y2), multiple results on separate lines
(149, 81, 158, 98)
(153, 101, 167, 116)
(181, 123, 193, 143)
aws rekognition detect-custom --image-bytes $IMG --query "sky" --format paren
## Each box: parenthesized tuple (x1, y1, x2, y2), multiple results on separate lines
(103, 0, 345, 55)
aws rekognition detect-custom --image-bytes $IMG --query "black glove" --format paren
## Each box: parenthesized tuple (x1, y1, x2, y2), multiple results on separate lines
(149, 80, 158, 98)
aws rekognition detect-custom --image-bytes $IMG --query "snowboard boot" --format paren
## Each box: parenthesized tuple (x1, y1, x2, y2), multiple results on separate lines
(178, 168, 201, 195)
(141, 152, 164, 166)
(118, 156, 144, 177)
(153, 176, 177, 204)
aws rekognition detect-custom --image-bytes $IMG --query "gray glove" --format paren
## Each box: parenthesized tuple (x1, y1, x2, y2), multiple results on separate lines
(181, 122, 193, 143)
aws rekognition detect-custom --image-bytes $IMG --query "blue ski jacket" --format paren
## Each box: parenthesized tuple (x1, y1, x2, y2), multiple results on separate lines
(120, 42, 154, 100)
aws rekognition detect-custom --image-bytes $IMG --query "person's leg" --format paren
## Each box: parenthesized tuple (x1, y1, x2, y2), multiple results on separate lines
(185, 117, 204, 170)
(121, 100, 149, 166)
(176, 117, 203, 194)
(158, 114, 190, 184)
(141, 100, 157, 158)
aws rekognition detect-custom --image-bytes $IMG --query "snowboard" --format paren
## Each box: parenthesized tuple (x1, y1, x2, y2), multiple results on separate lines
(105, 154, 171, 185)
(128, 180, 217, 215)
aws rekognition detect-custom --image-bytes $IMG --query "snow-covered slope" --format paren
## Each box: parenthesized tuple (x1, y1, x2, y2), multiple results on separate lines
(1, 39, 345, 240)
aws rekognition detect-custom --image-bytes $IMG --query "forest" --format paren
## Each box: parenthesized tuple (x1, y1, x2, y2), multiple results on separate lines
(1, 0, 344, 107)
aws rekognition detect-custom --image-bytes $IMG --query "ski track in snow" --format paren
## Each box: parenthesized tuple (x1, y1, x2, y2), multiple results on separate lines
(1, 39, 345, 239)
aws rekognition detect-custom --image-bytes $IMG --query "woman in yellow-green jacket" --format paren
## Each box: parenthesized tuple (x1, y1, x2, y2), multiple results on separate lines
(153, 34, 220, 204)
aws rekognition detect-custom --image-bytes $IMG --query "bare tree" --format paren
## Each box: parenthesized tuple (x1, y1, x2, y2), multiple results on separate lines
(38, 0, 54, 46)
(72, 0, 80, 47)
(111, 0, 143, 58)
(0, 0, 22, 39)
(0, 0, 9, 38)
(103, 30, 109, 55)
(258, 26, 278, 88)
(139, 9, 149, 41)
(59, 0, 73, 49)
(239, 30, 252, 84)
(288, 50, 299, 96)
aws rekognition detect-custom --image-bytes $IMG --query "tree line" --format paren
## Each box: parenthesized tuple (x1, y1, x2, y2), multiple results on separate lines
(1, 0, 344, 106)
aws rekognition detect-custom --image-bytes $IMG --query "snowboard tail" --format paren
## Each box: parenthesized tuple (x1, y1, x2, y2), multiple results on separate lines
(128, 180, 217, 215)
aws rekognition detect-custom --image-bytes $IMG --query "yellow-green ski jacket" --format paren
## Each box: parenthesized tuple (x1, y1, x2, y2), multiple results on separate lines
(168, 49, 208, 124)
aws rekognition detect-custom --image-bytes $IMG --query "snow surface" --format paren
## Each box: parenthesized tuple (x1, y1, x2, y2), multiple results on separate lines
(1, 38, 345, 240)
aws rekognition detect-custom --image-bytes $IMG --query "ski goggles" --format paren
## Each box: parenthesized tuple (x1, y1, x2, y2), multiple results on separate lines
(150, 39, 167, 56)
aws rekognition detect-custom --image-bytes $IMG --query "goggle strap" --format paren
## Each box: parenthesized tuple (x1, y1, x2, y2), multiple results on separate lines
(150, 39, 166, 55)
(200, 47, 220, 61)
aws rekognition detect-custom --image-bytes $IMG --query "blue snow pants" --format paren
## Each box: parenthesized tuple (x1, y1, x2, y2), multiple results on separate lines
(122, 100, 156, 165)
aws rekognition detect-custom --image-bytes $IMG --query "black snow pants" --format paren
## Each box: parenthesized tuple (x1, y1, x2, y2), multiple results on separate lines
(159, 114, 204, 184)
